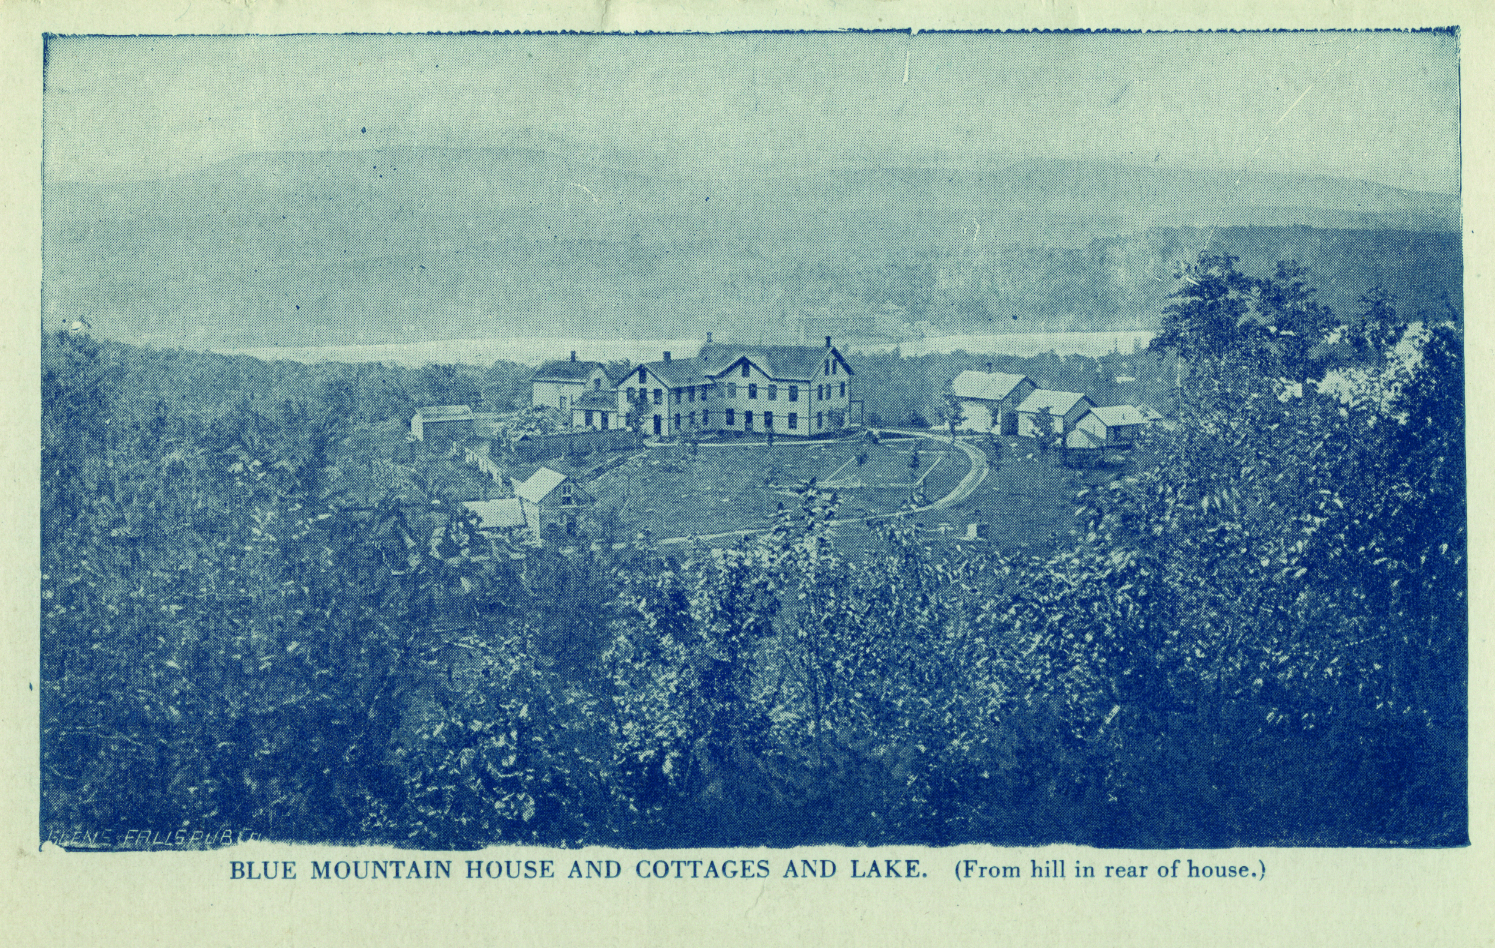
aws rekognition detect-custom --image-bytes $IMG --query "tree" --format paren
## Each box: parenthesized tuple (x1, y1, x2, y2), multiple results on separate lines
(1150, 252, 1255, 366)
(1242, 260, 1335, 383)
(1028, 407, 1057, 453)
(1346, 286, 1406, 367)
(938, 392, 965, 443)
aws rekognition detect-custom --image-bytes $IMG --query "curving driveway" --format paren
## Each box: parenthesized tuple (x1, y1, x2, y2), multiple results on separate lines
(655, 429, 989, 545)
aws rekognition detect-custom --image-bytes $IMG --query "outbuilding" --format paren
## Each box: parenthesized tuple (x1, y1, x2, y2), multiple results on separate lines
(1067, 404, 1152, 449)
(1015, 390, 1094, 439)
(949, 366, 1037, 435)
(412, 405, 475, 445)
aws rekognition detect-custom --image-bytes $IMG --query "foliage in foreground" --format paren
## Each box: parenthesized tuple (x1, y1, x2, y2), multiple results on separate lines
(41, 260, 1465, 847)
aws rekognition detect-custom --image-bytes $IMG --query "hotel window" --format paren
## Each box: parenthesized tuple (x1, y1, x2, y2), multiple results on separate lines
(688, 386, 696, 402)
(767, 384, 777, 400)
(594, 378, 602, 390)
(741, 363, 750, 379)
(725, 408, 734, 426)
(626, 386, 636, 401)
(817, 411, 824, 429)
(703, 409, 710, 426)
(764, 411, 773, 429)
(839, 382, 846, 397)
(748, 384, 758, 400)
(831, 360, 837, 375)
(584, 410, 593, 426)
(744, 410, 753, 430)
(727, 383, 737, 398)
(824, 360, 830, 375)
(560, 483, 574, 505)
(674, 413, 682, 431)
(639, 367, 647, 383)
(788, 412, 797, 430)
(653, 388, 663, 405)
(788, 385, 798, 402)
(689, 411, 696, 426)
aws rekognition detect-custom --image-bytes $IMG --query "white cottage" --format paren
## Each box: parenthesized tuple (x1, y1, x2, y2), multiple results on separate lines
(949, 367, 1037, 435)
(1067, 405, 1152, 449)
(1015, 390, 1094, 438)
(531, 352, 613, 417)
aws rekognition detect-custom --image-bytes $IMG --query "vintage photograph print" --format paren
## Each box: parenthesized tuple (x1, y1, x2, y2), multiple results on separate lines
(40, 31, 1465, 851)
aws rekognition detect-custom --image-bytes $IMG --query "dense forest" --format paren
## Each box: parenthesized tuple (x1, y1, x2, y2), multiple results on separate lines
(41, 255, 1465, 848)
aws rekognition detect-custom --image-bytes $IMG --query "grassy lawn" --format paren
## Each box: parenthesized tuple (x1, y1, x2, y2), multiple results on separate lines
(585, 433, 1138, 554)
(919, 438, 1136, 556)
(587, 435, 969, 540)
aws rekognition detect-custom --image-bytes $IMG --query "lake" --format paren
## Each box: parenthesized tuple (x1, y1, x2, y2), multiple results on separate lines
(221, 330, 1157, 367)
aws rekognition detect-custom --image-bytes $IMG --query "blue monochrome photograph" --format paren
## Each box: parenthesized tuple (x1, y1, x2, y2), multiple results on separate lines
(39, 31, 1465, 849)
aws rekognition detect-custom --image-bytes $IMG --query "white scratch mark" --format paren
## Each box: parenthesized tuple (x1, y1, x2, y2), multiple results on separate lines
(1199, 45, 1361, 256)
(567, 182, 599, 204)
(1275, 81, 1318, 127)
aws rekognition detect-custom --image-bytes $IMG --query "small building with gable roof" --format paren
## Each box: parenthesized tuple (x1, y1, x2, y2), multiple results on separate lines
(949, 366, 1037, 435)
(511, 466, 591, 539)
(412, 405, 475, 445)
(1015, 389, 1094, 439)
(463, 498, 527, 533)
(571, 389, 623, 431)
(1066, 404, 1152, 449)
(531, 351, 613, 416)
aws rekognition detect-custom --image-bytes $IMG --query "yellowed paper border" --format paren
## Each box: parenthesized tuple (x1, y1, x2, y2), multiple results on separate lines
(3, 3, 1490, 946)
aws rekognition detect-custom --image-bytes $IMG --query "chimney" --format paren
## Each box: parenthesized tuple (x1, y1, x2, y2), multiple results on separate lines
(825, 335, 833, 348)
(663, 351, 672, 362)
(706, 331, 713, 344)
(570, 351, 576, 362)
(986, 362, 993, 373)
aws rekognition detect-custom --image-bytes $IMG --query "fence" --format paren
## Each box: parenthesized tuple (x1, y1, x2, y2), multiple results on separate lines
(508, 428, 641, 463)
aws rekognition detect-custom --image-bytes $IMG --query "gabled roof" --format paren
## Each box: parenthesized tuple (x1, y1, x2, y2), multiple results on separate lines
(572, 390, 619, 411)
(951, 370, 1032, 401)
(1016, 390, 1091, 415)
(533, 359, 607, 383)
(463, 498, 526, 530)
(699, 343, 853, 381)
(416, 405, 474, 422)
(635, 358, 712, 389)
(513, 467, 568, 504)
(1087, 404, 1151, 427)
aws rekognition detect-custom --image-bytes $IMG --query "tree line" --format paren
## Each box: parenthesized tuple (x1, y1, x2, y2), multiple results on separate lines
(41, 253, 1465, 847)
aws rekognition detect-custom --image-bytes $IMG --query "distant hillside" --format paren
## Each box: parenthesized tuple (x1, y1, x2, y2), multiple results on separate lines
(43, 146, 1460, 347)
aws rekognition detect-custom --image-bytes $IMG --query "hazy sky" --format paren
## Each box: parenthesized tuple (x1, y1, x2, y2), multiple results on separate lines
(44, 31, 1459, 193)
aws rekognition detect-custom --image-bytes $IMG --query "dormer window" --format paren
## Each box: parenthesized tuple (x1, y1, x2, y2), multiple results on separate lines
(741, 362, 750, 379)
(560, 483, 574, 506)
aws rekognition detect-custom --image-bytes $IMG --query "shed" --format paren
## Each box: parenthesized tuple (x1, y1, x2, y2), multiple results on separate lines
(949, 369, 1036, 435)
(412, 405, 475, 444)
(1068, 404, 1151, 449)
(1015, 390, 1094, 438)
(511, 466, 591, 539)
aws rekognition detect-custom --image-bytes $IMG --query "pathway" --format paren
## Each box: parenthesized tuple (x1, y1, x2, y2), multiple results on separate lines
(656, 430, 990, 545)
